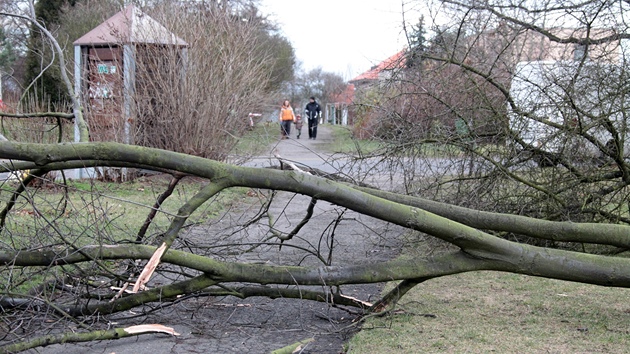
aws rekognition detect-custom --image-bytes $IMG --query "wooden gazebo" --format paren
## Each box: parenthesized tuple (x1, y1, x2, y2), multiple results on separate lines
(73, 5, 187, 145)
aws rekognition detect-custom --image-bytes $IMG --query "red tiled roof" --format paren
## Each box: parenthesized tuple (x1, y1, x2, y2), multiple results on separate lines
(350, 50, 407, 82)
(330, 84, 355, 104)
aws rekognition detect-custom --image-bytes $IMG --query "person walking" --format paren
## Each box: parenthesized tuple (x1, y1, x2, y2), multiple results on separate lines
(294, 114, 304, 139)
(305, 96, 321, 139)
(279, 99, 296, 139)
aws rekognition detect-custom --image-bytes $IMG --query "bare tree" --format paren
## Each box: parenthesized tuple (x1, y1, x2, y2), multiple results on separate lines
(1, 140, 630, 352)
(350, 0, 630, 224)
(3, 1, 630, 352)
(291, 67, 346, 104)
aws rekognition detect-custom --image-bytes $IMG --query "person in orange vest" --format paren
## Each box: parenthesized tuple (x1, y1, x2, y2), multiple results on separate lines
(279, 99, 296, 139)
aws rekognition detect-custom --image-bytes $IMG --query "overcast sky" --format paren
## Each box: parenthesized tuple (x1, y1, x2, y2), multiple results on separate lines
(259, 0, 414, 80)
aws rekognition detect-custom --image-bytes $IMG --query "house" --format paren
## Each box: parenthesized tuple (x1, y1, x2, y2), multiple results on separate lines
(324, 50, 407, 126)
(510, 27, 621, 63)
(507, 35, 627, 162)
(349, 50, 407, 87)
(325, 83, 355, 125)
(472, 26, 627, 148)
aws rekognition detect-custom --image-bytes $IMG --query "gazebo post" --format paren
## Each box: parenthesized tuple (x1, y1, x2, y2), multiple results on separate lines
(123, 44, 135, 146)
(73, 44, 85, 179)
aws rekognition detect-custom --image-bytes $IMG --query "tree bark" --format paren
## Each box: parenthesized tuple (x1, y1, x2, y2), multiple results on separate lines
(0, 325, 178, 354)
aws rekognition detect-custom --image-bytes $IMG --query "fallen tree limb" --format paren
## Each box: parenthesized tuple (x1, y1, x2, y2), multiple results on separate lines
(0, 168, 49, 230)
(368, 277, 430, 313)
(2, 141, 630, 323)
(74, 274, 218, 316)
(357, 186, 630, 248)
(0, 112, 74, 119)
(1, 141, 627, 250)
(136, 173, 184, 242)
(3, 242, 630, 291)
(0, 324, 178, 354)
(202, 285, 372, 309)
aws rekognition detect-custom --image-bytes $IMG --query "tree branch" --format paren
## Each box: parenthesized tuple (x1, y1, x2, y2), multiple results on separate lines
(0, 325, 179, 354)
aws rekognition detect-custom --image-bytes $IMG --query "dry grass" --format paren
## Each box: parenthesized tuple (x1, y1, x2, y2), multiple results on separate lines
(349, 271, 630, 353)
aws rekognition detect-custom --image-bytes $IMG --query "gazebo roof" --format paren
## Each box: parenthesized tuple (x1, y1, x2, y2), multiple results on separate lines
(74, 5, 187, 46)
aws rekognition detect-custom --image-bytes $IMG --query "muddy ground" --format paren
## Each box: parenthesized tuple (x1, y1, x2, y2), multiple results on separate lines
(21, 125, 406, 354)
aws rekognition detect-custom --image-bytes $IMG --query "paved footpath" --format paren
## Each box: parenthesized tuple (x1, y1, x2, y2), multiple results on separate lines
(245, 123, 348, 174)
(31, 125, 403, 354)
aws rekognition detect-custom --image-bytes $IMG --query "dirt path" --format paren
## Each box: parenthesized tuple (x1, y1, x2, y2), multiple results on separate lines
(34, 125, 404, 354)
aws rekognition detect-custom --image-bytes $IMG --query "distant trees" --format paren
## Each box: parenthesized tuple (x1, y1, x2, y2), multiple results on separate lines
(0, 26, 17, 98)
(404, 15, 427, 69)
(286, 67, 346, 109)
(23, 0, 81, 104)
(263, 33, 296, 90)
(2, 0, 296, 160)
(0, 27, 16, 75)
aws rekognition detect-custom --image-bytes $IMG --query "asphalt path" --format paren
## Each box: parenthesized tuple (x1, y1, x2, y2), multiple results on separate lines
(242, 125, 454, 190)
(28, 124, 404, 354)
(243, 125, 346, 174)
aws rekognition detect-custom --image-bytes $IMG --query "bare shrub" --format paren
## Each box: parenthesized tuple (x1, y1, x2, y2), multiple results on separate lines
(131, 3, 275, 159)
(350, 0, 630, 224)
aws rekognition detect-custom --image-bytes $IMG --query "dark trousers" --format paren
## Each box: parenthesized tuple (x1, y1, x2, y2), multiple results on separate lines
(281, 120, 292, 137)
(308, 118, 318, 139)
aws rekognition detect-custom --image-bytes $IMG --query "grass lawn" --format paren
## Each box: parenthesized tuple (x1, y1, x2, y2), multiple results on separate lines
(0, 175, 250, 248)
(0, 175, 254, 294)
(324, 125, 473, 158)
(325, 125, 381, 155)
(231, 123, 279, 156)
(350, 265, 630, 353)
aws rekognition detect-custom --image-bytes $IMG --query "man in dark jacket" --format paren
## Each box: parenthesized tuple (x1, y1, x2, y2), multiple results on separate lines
(305, 97, 321, 139)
